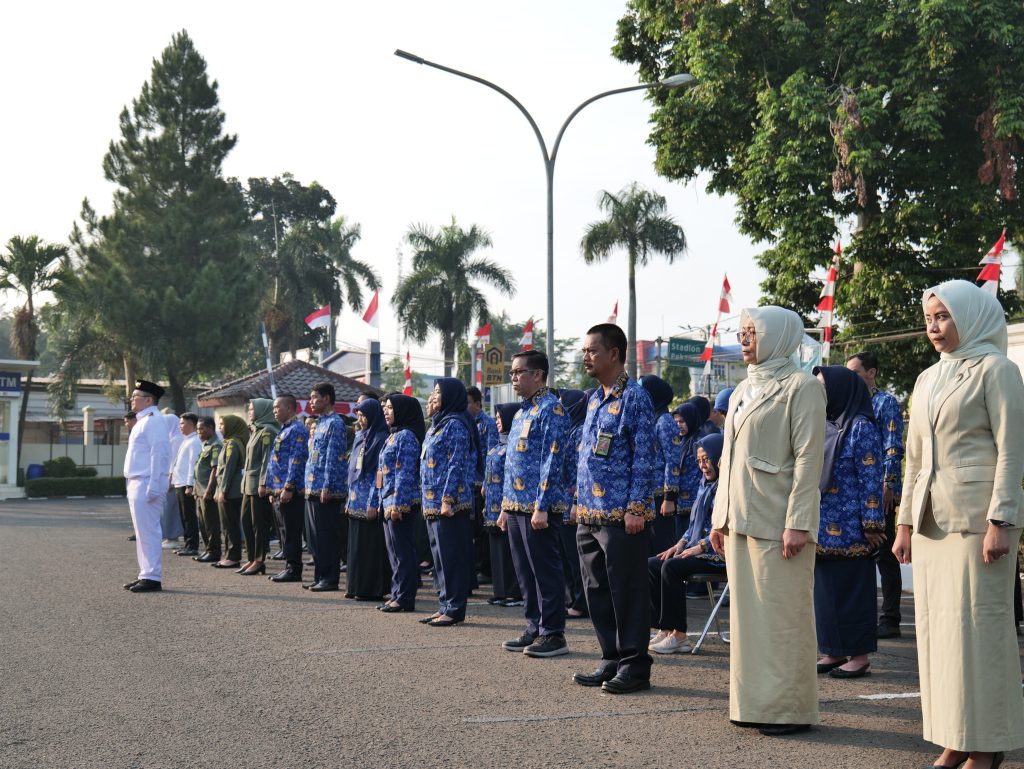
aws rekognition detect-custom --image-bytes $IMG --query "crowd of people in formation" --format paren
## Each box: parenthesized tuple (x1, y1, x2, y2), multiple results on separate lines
(119, 279, 1023, 767)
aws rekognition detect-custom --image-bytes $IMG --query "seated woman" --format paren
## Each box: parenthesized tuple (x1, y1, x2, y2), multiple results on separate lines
(648, 433, 726, 654)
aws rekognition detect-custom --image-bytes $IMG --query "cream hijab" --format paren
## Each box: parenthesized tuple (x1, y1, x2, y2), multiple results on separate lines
(741, 306, 805, 385)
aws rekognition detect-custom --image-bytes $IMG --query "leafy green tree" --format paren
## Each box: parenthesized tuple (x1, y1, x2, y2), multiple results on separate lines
(0, 235, 69, 464)
(394, 219, 515, 376)
(580, 183, 687, 378)
(614, 1, 1024, 394)
(63, 30, 260, 412)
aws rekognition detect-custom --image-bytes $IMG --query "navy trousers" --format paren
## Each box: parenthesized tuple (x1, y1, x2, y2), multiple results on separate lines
(278, 494, 305, 575)
(427, 513, 471, 621)
(506, 511, 566, 637)
(558, 522, 587, 613)
(577, 523, 653, 680)
(305, 496, 343, 586)
(384, 505, 421, 609)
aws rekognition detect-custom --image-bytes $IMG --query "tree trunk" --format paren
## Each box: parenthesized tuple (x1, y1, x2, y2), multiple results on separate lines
(15, 370, 31, 477)
(123, 356, 137, 403)
(626, 250, 638, 379)
(167, 370, 187, 414)
(442, 333, 455, 377)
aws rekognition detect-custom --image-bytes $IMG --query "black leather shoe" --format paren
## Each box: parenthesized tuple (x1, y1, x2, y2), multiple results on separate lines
(829, 663, 870, 679)
(602, 674, 651, 694)
(816, 658, 847, 674)
(380, 604, 413, 613)
(175, 547, 199, 557)
(123, 579, 140, 590)
(758, 724, 811, 736)
(308, 581, 338, 592)
(270, 550, 285, 560)
(270, 570, 302, 582)
(193, 552, 218, 562)
(418, 614, 442, 624)
(128, 579, 162, 593)
(127, 534, 136, 541)
(876, 623, 901, 639)
(573, 668, 616, 687)
(211, 561, 240, 569)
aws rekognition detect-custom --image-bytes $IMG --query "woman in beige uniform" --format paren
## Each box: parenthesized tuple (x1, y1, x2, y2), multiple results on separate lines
(893, 280, 1024, 769)
(709, 306, 825, 737)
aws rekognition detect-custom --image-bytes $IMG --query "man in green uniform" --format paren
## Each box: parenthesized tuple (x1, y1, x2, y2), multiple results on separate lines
(191, 416, 223, 563)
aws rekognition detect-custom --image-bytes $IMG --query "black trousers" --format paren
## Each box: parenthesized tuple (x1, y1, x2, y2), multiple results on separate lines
(558, 522, 586, 613)
(241, 493, 273, 562)
(488, 527, 522, 601)
(577, 523, 652, 680)
(473, 489, 491, 580)
(506, 512, 565, 637)
(384, 506, 421, 609)
(196, 495, 221, 557)
(874, 508, 902, 625)
(277, 494, 305, 574)
(218, 497, 242, 562)
(649, 494, 678, 555)
(305, 496, 344, 586)
(175, 486, 199, 550)
(648, 554, 725, 631)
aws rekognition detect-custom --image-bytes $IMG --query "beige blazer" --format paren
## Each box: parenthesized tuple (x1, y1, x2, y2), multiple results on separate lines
(712, 368, 826, 542)
(899, 354, 1024, 532)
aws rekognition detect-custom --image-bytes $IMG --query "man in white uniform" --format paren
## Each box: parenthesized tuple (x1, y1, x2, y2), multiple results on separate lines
(171, 412, 202, 557)
(123, 379, 172, 593)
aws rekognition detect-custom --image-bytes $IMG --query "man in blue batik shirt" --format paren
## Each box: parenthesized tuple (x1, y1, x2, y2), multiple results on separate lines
(468, 386, 498, 585)
(572, 324, 657, 694)
(497, 350, 570, 659)
(303, 381, 348, 592)
(846, 351, 905, 638)
(265, 394, 308, 583)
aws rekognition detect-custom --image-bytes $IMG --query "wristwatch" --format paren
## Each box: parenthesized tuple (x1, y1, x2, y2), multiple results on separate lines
(989, 519, 1012, 528)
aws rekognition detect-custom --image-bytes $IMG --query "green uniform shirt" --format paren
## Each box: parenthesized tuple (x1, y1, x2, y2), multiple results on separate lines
(193, 437, 222, 496)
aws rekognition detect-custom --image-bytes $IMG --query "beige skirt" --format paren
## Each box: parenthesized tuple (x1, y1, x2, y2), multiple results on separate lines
(726, 532, 819, 725)
(913, 514, 1024, 751)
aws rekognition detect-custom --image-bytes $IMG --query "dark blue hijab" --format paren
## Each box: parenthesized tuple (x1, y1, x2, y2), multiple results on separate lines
(687, 395, 712, 424)
(559, 389, 587, 429)
(813, 365, 876, 493)
(673, 401, 703, 462)
(683, 432, 725, 546)
(495, 403, 520, 436)
(640, 375, 674, 415)
(349, 398, 388, 484)
(432, 377, 483, 475)
(384, 392, 426, 445)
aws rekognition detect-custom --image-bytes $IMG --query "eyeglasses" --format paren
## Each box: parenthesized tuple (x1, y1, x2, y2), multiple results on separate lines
(510, 368, 539, 379)
(696, 455, 713, 466)
(736, 330, 756, 343)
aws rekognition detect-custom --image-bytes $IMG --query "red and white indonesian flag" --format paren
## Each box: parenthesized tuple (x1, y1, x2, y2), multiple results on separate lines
(817, 241, 842, 358)
(718, 274, 733, 314)
(475, 323, 491, 346)
(403, 351, 413, 396)
(304, 304, 331, 330)
(361, 290, 380, 328)
(977, 229, 1006, 296)
(608, 301, 618, 324)
(699, 274, 732, 363)
(519, 319, 534, 350)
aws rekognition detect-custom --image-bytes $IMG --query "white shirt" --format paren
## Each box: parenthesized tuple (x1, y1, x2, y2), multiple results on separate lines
(171, 431, 201, 487)
(123, 405, 172, 499)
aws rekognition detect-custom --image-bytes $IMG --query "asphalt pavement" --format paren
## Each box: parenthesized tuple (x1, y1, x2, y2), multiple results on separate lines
(0, 498, 1021, 769)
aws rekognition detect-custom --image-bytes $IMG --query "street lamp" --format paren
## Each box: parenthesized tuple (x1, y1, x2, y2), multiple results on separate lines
(394, 49, 695, 384)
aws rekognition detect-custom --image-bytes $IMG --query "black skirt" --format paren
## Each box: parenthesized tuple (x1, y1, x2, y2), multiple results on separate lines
(346, 516, 391, 600)
(813, 556, 878, 657)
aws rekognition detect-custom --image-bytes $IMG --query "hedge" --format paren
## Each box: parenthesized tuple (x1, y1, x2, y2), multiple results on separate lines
(25, 476, 127, 497)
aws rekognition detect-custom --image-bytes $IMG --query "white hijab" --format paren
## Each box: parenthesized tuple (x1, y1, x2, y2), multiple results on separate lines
(741, 306, 805, 385)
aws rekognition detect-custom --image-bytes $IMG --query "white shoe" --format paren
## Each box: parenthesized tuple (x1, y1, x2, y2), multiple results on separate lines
(651, 635, 691, 654)
(650, 630, 670, 645)
(161, 539, 178, 550)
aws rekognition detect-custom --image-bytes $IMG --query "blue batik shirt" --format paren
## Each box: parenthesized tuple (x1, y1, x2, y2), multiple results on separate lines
(346, 434, 377, 519)
(304, 412, 347, 498)
(484, 441, 508, 526)
(474, 409, 499, 486)
(677, 436, 703, 511)
(680, 477, 724, 565)
(871, 389, 904, 498)
(576, 372, 657, 526)
(421, 418, 474, 518)
(561, 424, 583, 522)
(266, 419, 308, 493)
(368, 429, 421, 518)
(502, 388, 570, 515)
(817, 418, 885, 558)
(654, 412, 682, 501)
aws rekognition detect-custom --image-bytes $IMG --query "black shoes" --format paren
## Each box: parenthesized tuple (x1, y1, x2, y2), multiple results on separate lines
(193, 552, 219, 562)
(127, 534, 136, 541)
(502, 633, 537, 652)
(270, 569, 302, 582)
(240, 563, 266, 576)
(175, 547, 198, 557)
(308, 581, 338, 592)
(573, 668, 616, 687)
(128, 579, 162, 593)
(816, 658, 848, 674)
(602, 674, 650, 694)
(269, 550, 285, 560)
(829, 663, 870, 679)
(379, 604, 413, 613)
(211, 561, 240, 569)
(123, 579, 140, 590)
(877, 622, 902, 639)
(757, 724, 810, 736)
(427, 615, 463, 627)
(523, 634, 569, 658)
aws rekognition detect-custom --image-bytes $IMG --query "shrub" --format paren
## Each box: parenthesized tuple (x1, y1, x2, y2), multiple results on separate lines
(75, 467, 98, 477)
(25, 476, 127, 497)
(42, 457, 78, 478)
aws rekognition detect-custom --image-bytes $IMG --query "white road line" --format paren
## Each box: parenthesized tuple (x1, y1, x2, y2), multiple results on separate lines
(465, 705, 719, 724)
(857, 692, 921, 700)
(314, 641, 500, 654)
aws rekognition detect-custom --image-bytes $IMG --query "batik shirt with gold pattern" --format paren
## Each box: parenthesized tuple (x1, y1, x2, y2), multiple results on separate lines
(304, 412, 347, 498)
(484, 441, 508, 526)
(474, 410, 499, 486)
(654, 412, 682, 501)
(420, 419, 473, 518)
(266, 419, 308, 493)
(576, 372, 657, 526)
(368, 430, 421, 518)
(502, 388, 569, 515)
(871, 390, 904, 498)
(817, 417, 885, 557)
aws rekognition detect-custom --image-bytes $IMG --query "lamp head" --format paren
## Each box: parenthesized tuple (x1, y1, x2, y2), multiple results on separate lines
(660, 73, 696, 88)
(394, 49, 425, 64)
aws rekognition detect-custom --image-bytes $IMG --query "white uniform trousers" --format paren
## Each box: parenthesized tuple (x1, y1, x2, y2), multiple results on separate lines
(128, 478, 164, 581)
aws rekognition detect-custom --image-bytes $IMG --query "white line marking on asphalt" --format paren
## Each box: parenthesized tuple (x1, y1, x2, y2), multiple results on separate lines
(857, 692, 921, 700)
(464, 706, 719, 724)
(315, 641, 500, 654)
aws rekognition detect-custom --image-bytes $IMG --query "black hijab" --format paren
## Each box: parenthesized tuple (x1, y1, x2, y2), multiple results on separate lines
(673, 401, 703, 462)
(640, 375, 674, 415)
(432, 377, 483, 475)
(384, 392, 426, 445)
(813, 365, 876, 492)
(687, 395, 712, 424)
(350, 398, 389, 483)
(559, 389, 587, 429)
(495, 403, 520, 435)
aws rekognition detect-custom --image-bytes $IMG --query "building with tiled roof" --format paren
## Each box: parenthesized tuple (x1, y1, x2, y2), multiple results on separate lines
(197, 359, 383, 417)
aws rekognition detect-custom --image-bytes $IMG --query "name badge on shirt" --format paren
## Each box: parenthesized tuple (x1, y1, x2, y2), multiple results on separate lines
(356, 448, 364, 473)
(376, 470, 383, 489)
(520, 419, 532, 438)
(310, 449, 320, 463)
(594, 431, 614, 458)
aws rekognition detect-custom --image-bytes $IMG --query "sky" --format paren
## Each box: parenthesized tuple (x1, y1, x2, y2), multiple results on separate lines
(1, 1, 773, 377)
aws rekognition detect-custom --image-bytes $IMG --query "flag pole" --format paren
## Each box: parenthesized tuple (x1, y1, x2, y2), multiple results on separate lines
(260, 322, 278, 399)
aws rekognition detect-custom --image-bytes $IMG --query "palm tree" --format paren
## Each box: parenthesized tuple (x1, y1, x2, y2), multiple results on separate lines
(0, 235, 70, 467)
(394, 219, 515, 376)
(580, 183, 686, 378)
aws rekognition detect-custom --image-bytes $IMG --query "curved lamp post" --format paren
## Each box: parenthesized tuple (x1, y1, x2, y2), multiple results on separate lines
(394, 49, 695, 384)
